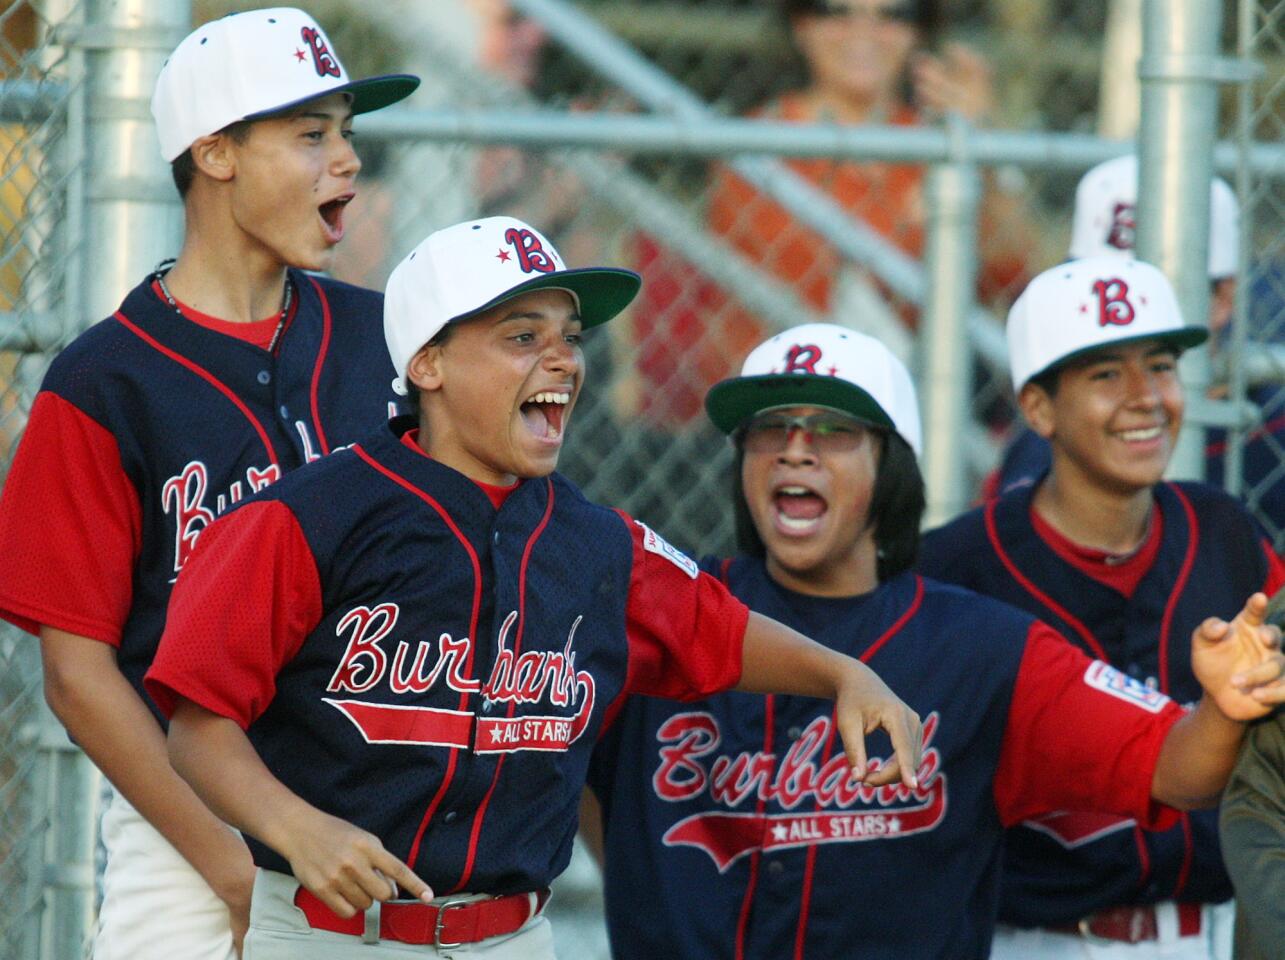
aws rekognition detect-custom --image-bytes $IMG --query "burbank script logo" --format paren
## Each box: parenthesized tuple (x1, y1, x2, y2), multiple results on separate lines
(322, 604, 596, 754)
(652, 711, 946, 870)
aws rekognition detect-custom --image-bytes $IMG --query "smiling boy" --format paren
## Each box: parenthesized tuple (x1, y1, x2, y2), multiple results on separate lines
(143, 217, 922, 958)
(0, 9, 418, 959)
(920, 257, 1285, 959)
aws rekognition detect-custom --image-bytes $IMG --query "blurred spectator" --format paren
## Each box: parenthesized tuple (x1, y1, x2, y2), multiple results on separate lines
(626, 0, 1034, 430)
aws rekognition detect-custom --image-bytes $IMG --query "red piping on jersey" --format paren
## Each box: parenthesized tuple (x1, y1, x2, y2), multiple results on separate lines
(1157, 485, 1198, 694)
(1132, 825, 1152, 890)
(734, 694, 774, 960)
(984, 500, 1108, 661)
(453, 478, 555, 893)
(353, 444, 484, 873)
(792, 577, 923, 959)
(114, 311, 280, 467)
(1173, 813, 1194, 898)
(305, 276, 333, 456)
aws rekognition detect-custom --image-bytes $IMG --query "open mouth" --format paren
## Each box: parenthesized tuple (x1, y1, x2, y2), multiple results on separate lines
(318, 193, 353, 243)
(520, 390, 571, 442)
(773, 484, 827, 533)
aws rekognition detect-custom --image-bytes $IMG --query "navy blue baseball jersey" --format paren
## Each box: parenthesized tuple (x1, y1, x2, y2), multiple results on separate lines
(0, 271, 400, 720)
(145, 418, 749, 896)
(918, 481, 1285, 928)
(587, 557, 1185, 960)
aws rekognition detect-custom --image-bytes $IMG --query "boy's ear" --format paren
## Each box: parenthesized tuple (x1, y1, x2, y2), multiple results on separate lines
(1017, 381, 1056, 440)
(407, 343, 444, 394)
(189, 132, 238, 184)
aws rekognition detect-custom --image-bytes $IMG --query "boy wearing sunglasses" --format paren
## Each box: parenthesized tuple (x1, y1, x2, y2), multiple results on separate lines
(920, 258, 1285, 959)
(585, 321, 1284, 960)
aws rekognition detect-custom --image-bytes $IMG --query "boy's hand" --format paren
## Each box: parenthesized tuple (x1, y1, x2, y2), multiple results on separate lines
(834, 662, 922, 789)
(281, 808, 434, 918)
(1192, 592, 1285, 721)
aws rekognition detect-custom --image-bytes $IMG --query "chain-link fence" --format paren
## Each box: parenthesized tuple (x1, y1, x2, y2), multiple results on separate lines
(1220, 0, 1285, 545)
(0, 2, 94, 958)
(2, 1, 1284, 958)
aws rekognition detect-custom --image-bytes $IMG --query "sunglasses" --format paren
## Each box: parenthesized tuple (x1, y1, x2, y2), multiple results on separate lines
(808, 1, 919, 23)
(738, 412, 872, 455)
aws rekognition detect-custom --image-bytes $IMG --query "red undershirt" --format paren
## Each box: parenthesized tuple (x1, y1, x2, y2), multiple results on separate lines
(150, 279, 298, 350)
(399, 428, 519, 510)
(1029, 503, 1163, 598)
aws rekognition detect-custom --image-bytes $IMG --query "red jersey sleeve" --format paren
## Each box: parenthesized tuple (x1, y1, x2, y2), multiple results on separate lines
(619, 516, 747, 701)
(145, 500, 322, 728)
(993, 622, 1183, 830)
(0, 392, 141, 643)
(1260, 539, 1285, 595)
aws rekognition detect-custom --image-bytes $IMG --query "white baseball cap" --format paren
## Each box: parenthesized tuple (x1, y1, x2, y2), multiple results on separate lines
(384, 217, 642, 396)
(152, 7, 420, 162)
(1007, 256, 1209, 393)
(1069, 154, 1239, 279)
(705, 323, 923, 456)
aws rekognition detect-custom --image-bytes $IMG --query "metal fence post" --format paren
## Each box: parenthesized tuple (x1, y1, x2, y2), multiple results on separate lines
(33, 2, 188, 958)
(1136, 0, 1223, 480)
(920, 118, 981, 528)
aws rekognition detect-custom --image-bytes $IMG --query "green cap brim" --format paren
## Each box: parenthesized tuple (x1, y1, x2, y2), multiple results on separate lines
(453, 267, 643, 331)
(245, 73, 421, 122)
(1025, 326, 1210, 386)
(705, 373, 894, 435)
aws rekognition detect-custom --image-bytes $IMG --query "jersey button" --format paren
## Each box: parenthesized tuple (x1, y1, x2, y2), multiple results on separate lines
(493, 531, 500, 545)
(787, 726, 803, 740)
(481, 699, 493, 713)
(443, 811, 458, 824)
(279, 405, 290, 420)
(766, 860, 784, 877)
(257, 370, 271, 385)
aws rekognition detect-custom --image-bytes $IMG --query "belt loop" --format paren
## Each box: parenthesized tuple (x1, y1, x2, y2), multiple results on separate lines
(362, 900, 381, 945)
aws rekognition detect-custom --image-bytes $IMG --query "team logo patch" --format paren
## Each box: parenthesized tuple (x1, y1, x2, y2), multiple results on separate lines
(654, 712, 947, 871)
(1105, 201, 1136, 251)
(1093, 277, 1136, 328)
(1083, 661, 1168, 713)
(636, 521, 698, 579)
(300, 25, 341, 78)
(503, 227, 558, 274)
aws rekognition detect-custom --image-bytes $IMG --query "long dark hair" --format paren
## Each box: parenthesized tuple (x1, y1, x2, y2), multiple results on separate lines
(732, 428, 925, 582)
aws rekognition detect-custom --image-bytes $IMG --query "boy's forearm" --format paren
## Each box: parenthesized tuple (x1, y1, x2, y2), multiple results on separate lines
(39, 628, 251, 896)
(168, 698, 318, 857)
(735, 611, 850, 698)
(1151, 694, 1246, 809)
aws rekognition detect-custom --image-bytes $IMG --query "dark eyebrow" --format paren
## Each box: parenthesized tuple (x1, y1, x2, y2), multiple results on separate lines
(497, 310, 583, 325)
(291, 109, 354, 124)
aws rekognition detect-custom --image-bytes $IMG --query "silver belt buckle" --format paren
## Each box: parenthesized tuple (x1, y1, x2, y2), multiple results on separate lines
(434, 895, 478, 949)
(362, 899, 381, 944)
(1077, 914, 1116, 947)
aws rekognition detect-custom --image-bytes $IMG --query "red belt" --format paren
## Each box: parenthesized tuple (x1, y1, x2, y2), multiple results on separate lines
(1050, 903, 1203, 944)
(294, 887, 550, 948)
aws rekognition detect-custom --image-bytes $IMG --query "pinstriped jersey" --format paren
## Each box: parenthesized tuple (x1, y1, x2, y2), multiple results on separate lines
(588, 559, 1184, 960)
(0, 271, 400, 719)
(146, 418, 749, 895)
(919, 481, 1285, 927)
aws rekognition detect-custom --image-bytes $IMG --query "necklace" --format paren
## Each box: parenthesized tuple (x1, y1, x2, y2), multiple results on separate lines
(152, 259, 294, 353)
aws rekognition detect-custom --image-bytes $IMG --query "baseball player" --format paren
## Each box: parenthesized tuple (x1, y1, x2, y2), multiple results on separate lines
(0, 9, 418, 959)
(919, 257, 1285, 958)
(142, 217, 923, 959)
(583, 322, 1284, 960)
(993, 154, 1273, 507)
